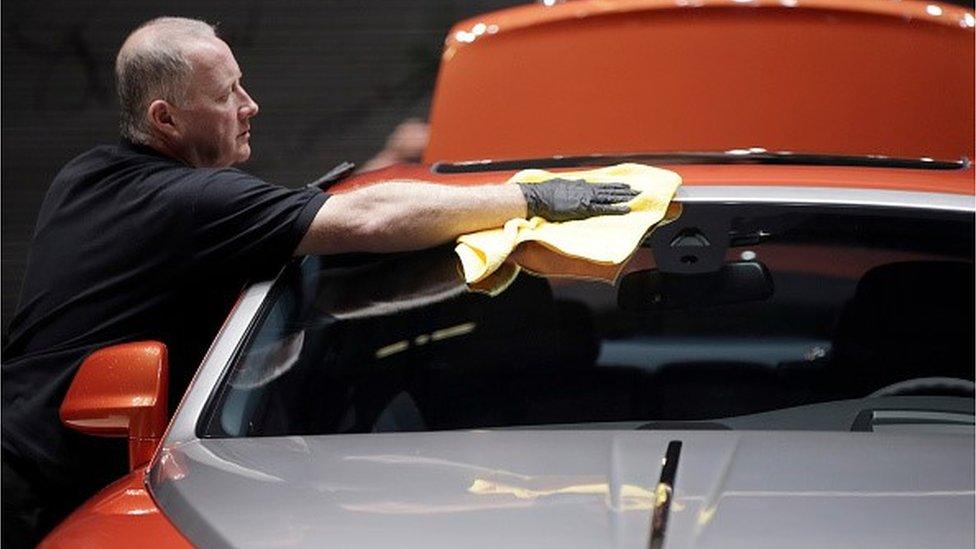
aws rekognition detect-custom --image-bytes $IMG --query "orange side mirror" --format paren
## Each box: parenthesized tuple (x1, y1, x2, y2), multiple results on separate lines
(60, 341, 169, 470)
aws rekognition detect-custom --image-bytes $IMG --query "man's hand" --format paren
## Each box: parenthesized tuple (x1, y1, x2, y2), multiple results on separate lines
(518, 178, 640, 222)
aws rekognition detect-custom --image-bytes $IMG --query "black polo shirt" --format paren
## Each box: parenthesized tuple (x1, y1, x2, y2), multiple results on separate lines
(1, 140, 329, 495)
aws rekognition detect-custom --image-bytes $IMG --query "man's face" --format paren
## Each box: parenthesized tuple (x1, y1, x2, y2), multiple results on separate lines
(171, 37, 259, 168)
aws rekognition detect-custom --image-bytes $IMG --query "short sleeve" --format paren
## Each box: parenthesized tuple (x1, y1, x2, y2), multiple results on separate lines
(188, 168, 329, 278)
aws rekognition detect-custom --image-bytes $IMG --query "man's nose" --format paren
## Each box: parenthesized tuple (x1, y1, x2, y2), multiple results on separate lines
(239, 86, 259, 118)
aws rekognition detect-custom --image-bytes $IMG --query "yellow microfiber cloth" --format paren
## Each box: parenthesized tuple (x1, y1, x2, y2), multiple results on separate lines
(455, 163, 681, 286)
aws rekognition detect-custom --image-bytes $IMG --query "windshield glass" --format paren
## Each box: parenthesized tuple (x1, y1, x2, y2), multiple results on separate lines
(201, 203, 974, 438)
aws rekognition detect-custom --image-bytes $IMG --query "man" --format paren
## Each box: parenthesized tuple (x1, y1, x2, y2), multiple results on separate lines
(360, 118, 430, 172)
(1, 17, 636, 546)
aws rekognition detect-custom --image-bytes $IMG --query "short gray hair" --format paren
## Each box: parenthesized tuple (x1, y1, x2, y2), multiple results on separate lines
(116, 17, 216, 144)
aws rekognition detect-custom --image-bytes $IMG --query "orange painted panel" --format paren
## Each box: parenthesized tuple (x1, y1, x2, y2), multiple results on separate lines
(426, 0, 975, 162)
(39, 469, 191, 549)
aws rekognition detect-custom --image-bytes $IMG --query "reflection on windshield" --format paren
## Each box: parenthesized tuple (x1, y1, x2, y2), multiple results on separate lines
(315, 248, 470, 319)
(202, 206, 974, 438)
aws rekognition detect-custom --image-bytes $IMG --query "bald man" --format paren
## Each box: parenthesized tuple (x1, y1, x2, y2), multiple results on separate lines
(1, 17, 635, 545)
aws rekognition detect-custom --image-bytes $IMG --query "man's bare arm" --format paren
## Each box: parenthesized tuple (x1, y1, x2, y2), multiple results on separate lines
(294, 178, 638, 256)
(294, 181, 526, 256)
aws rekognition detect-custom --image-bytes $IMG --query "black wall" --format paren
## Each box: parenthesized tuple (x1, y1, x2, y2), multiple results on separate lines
(1, 0, 520, 335)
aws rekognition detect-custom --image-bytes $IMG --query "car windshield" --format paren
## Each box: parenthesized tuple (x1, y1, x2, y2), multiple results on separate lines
(200, 202, 974, 438)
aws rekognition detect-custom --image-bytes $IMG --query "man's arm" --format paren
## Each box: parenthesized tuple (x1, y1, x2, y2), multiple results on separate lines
(295, 178, 638, 256)
(295, 181, 526, 255)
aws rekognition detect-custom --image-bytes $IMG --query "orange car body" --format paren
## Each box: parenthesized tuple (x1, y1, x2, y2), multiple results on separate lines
(426, 0, 974, 162)
(39, 471, 191, 548)
(41, 0, 975, 546)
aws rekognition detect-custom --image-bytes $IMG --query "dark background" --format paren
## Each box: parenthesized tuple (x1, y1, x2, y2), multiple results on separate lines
(1, 0, 521, 335)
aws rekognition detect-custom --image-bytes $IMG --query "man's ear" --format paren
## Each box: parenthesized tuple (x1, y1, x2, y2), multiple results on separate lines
(147, 99, 180, 139)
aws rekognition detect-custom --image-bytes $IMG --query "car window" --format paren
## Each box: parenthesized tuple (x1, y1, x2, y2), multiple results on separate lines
(200, 203, 974, 438)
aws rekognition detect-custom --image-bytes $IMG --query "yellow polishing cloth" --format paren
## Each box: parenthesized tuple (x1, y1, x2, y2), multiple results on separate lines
(455, 163, 681, 284)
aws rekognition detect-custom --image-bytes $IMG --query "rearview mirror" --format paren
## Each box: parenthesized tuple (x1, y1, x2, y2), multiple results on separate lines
(59, 341, 169, 470)
(618, 261, 773, 311)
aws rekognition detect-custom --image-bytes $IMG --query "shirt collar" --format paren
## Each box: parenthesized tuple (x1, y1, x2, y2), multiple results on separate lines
(118, 138, 180, 163)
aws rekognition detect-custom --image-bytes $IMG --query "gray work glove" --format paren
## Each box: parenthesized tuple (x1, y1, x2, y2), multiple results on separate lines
(518, 178, 640, 222)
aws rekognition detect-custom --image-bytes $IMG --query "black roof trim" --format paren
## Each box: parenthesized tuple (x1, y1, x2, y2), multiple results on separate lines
(433, 151, 970, 173)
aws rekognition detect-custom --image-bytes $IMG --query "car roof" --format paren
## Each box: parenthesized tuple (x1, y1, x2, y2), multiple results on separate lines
(337, 163, 976, 198)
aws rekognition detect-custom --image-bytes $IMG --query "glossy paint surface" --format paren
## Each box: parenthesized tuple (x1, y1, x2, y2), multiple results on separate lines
(60, 341, 169, 469)
(426, 0, 975, 162)
(39, 468, 191, 549)
(151, 430, 975, 548)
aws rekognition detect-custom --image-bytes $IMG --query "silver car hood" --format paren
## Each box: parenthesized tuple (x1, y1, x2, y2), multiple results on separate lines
(150, 431, 974, 548)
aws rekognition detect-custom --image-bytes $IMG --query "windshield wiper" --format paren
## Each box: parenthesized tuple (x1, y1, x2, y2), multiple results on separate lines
(649, 440, 683, 549)
(433, 151, 969, 173)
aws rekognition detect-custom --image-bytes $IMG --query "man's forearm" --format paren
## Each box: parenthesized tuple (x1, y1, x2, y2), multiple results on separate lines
(295, 181, 526, 255)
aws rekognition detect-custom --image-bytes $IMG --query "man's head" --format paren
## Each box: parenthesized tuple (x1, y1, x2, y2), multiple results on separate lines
(116, 17, 259, 168)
